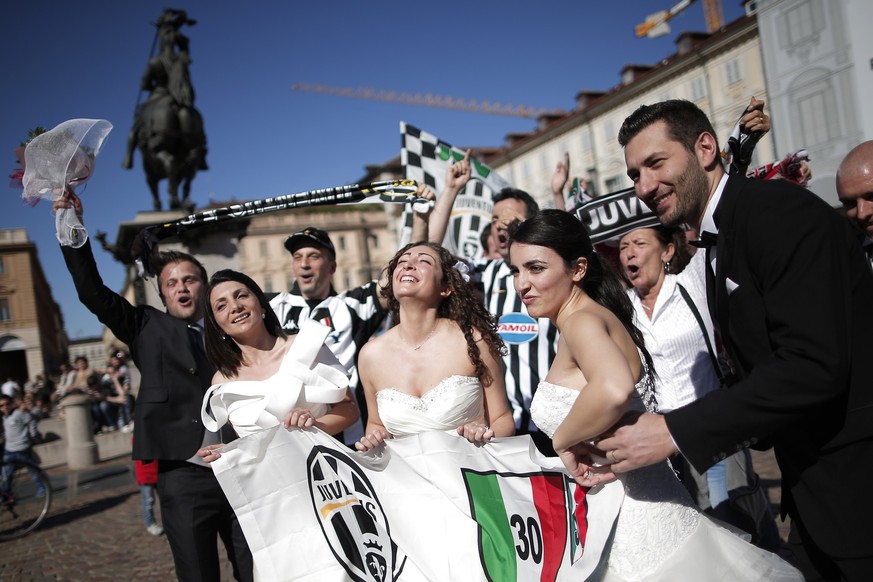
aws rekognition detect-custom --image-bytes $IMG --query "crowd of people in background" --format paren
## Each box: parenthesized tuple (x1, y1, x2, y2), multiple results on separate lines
(0, 350, 136, 443)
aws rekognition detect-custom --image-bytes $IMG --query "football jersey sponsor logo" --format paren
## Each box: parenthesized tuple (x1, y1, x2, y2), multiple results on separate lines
(498, 312, 539, 344)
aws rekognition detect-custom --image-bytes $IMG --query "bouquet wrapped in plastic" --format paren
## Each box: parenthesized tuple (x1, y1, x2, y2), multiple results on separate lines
(22, 119, 112, 247)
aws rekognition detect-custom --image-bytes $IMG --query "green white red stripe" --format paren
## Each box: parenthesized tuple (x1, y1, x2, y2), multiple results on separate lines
(464, 470, 584, 581)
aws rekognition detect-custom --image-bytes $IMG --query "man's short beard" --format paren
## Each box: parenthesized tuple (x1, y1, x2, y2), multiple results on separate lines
(662, 154, 709, 227)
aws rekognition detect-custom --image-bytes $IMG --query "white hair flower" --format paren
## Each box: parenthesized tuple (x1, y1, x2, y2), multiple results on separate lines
(453, 261, 471, 283)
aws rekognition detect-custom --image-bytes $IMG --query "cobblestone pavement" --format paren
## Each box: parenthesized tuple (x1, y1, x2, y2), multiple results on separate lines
(0, 457, 236, 582)
(0, 450, 790, 581)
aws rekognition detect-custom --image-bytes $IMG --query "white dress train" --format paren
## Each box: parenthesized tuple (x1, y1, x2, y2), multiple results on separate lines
(530, 373, 803, 581)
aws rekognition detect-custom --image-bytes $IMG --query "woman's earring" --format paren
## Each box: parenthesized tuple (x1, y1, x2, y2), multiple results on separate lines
(261, 312, 266, 319)
(221, 333, 227, 340)
(664, 261, 671, 272)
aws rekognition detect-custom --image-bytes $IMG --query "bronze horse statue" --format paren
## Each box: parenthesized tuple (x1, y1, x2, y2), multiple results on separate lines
(123, 9, 207, 212)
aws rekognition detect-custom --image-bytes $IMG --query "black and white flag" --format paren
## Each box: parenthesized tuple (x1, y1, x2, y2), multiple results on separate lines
(401, 122, 511, 260)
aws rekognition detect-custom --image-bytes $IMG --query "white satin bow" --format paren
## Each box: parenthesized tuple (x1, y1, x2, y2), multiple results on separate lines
(201, 321, 349, 435)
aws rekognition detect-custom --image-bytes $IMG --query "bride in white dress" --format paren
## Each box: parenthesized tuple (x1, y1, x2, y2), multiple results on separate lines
(198, 269, 359, 452)
(355, 242, 515, 451)
(509, 210, 802, 581)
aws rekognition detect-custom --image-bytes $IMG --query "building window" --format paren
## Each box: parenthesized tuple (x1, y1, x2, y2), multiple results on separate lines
(796, 86, 838, 147)
(338, 235, 346, 251)
(783, 1, 824, 48)
(258, 240, 268, 258)
(521, 162, 530, 180)
(691, 76, 707, 101)
(604, 175, 625, 194)
(287, 276, 295, 290)
(0, 299, 10, 322)
(371, 234, 379, 249)
(343, 273, 351, 289)
(0, 257, 5, 275)
(580, 130, 592, 153)
(539, 154, 549, 172)
(263, 276, 273, 294)
(725, 59, 741, 85)
(603, 120, 615, 143)
(586, 168, 599, 197)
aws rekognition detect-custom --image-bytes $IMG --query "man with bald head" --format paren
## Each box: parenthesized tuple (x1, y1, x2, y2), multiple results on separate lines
(837, 140, 873, 269)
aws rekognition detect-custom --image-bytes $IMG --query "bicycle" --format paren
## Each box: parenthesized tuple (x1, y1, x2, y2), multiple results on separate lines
(0, 458, 52, 540)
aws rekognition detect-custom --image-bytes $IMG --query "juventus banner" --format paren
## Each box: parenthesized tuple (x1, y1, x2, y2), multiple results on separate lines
(211, 426, 623, 581)
(400, 122, 512, 260)
(574, 187, 660, 244)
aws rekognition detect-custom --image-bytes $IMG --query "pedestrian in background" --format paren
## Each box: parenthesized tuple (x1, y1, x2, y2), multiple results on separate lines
(136, 458, 163, 536)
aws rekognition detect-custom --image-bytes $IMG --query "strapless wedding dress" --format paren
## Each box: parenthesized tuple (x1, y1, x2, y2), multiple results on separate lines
(201, 320, 350, 437)
(376, 375, 484, 436)
(530, 376, 803, 581)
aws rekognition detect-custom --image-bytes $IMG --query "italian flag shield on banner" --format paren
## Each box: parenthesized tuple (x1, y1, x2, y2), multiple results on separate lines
(464, 470, 588, 582)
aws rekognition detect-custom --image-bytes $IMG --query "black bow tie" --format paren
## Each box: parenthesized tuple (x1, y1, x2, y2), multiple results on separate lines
(689, 231, 717, 249)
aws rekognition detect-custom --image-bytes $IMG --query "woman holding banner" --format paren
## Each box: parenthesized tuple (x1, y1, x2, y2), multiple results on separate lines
(511, 210, 801, 581)
(355, 241, 514, 451)
(198, 269, 358, 447)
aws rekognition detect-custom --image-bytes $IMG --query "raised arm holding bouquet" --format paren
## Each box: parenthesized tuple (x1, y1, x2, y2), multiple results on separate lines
(21, 118, 112, 248)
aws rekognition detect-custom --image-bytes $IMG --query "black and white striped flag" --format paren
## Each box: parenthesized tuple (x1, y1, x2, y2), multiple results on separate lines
(400, 122, 511, 260)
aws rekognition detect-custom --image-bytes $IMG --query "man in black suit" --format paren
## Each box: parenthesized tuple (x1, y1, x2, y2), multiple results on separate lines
(56, 193, 252, 581)
(592, 100, 873, 580)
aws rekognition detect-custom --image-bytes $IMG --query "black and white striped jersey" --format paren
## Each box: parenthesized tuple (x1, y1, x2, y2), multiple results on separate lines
(475, 259, 559, 433)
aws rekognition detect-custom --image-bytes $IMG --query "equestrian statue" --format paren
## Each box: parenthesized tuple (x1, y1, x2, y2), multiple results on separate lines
(123, 8, 207, 212)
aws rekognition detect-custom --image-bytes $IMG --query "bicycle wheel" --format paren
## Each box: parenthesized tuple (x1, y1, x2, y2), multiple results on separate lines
(0, 460, 52, 540)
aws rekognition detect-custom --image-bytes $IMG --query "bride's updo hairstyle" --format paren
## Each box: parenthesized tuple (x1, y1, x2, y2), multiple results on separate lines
(205, 269, 287, 378)
(508, 210, 654, 373)
(381, 242, 506, 387)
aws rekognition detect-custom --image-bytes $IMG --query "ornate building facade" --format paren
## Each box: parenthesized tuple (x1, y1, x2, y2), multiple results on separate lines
(0, 228, 67, 382)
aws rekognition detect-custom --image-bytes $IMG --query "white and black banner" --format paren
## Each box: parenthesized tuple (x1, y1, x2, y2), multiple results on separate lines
(574, 187, 659, 244)
(212, 426, 623, 581)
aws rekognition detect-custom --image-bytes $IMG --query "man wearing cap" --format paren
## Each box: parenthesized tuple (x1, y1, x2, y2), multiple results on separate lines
(270, 188, 433, 446)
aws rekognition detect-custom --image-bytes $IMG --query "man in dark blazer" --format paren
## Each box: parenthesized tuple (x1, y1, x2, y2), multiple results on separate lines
(56, 194, 252, 581)
(592, 100, 873, 580)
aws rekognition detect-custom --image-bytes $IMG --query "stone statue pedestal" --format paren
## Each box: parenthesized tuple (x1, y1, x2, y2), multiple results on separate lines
(60, 393, 98, 469)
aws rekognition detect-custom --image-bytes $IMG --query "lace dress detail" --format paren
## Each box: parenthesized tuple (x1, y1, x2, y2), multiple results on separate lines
(376, 375, 484, 437)
(530, 372, 803, 581)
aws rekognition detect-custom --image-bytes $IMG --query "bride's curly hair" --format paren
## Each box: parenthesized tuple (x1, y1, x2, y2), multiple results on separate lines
(380, 242, 506, 387)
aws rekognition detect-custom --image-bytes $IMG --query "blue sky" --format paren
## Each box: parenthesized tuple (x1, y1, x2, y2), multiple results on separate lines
(2, 1, 746, 339)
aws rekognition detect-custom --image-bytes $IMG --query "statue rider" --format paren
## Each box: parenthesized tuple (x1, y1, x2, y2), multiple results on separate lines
(122, 9, 207, 171)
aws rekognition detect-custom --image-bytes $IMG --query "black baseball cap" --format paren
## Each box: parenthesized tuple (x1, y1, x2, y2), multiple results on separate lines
(284, 226, 336, 257)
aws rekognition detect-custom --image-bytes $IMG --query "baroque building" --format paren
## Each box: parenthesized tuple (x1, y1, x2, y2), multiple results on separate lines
(0, 228, 67, 382)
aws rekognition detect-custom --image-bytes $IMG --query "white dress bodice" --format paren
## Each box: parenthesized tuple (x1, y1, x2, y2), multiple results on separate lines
(376, 375, 484, 437)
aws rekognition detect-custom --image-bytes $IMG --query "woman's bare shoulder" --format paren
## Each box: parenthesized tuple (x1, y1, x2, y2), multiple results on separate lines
(211, 370, 231, 385)
(360, 328, 393, 359)
(563, 305, 609, 331)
